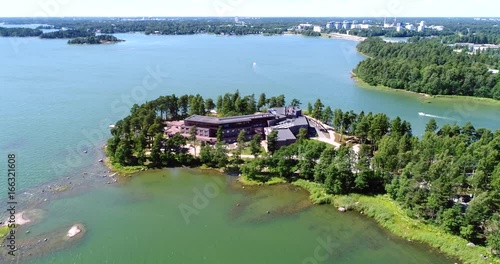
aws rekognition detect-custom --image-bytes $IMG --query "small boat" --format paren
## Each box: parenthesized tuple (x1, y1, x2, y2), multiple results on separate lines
(109, 124, 116, 128)
(418, 112, 425, 116)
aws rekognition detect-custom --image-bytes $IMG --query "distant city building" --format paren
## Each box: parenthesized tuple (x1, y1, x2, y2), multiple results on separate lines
(334, 22, 341, 30)
(342, 20, 351, 30)
(396, 22, 402, 32)
(359, 24, 371, 29)
(235, 17, 239, 23)
(313, 26, 322, 33)
(429, 25, 445, 31)
(326, 22, 333, 29)
(405, 24, 416, 31)
(383, 18, 392, 28)
(418, 21, 426, 32)
(297, 23, 313, 31)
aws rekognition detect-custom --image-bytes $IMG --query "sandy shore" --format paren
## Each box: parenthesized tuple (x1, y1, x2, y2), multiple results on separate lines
(2, 211, 31, 226)
(327, 33, 367, 42)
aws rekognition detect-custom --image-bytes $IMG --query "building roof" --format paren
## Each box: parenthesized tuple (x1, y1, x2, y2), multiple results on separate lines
(185, 114, 275, 125)
(293, 116, 309, 126)
(268, 106, 301, 118)
(271, 116, 309, 130)
(277, 129, 296, 142)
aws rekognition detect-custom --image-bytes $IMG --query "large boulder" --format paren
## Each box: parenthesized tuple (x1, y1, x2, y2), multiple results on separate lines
(67, 225, 82, 238)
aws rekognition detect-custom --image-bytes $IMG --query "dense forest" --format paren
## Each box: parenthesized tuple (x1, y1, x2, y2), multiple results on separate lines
(0, 27, 42, 37)
(246, 104, 500, 254)
(106, 91, 500, 256)
(443, 34, 500, 45)
(353, 37, 500, 99)
(440, 20, 500, 45)
(67, 34, 124, 44)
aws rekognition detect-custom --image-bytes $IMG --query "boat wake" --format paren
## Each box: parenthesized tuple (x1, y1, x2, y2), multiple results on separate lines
(418, 112, 456, 121)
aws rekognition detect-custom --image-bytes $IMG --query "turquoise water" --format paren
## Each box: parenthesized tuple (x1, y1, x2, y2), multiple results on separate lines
(0, 32, 496, 263)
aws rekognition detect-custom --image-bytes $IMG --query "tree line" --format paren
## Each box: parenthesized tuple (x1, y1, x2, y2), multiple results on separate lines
(0, 27, 42, 37)
(40, 29, 94, 39)
(353, 37, 500, 99)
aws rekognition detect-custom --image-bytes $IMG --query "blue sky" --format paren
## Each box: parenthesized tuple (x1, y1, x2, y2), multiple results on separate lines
(1, 0, 499, 17)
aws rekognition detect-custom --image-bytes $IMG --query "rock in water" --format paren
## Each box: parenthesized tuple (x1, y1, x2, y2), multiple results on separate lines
(338, 207, 346, 212)
(67, 225, 82, 238)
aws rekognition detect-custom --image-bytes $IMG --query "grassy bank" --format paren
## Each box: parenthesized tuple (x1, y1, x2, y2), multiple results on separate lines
(104, 158, 145, 175)
(293, 179, 499, 264)
(352, 73, 500, 106)
(0, 226, 9, 239)
(429, 94, 500, 106)
(238, 175, 287, 186)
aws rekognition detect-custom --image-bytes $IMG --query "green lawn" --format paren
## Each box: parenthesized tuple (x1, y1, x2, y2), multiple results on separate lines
(240, 146, 265, 156)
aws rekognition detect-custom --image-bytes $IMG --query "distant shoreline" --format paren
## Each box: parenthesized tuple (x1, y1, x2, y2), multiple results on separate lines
(324, 33, 367, 42)
(351, 72, 500, 106)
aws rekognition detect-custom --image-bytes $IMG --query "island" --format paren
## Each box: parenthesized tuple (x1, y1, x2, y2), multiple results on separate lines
(106, 90, 500, 263)
(67, 34, 124, 45)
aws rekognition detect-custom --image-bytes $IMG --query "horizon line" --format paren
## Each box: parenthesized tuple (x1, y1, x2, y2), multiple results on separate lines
(1, 16, 500, 19)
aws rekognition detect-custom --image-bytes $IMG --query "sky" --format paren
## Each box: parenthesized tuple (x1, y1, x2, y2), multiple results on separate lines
(1, 0, 500, 18)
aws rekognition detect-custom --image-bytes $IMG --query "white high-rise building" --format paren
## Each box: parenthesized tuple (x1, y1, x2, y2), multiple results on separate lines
(384, 17, 392, 28)
(418, 21, 425, 32)
(342, 20, 351, 30)
(396, 22, 402, 32)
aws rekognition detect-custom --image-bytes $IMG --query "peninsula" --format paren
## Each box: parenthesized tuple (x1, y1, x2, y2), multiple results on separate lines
(106, 90, 500, 263)
(353, 37, 500, 100)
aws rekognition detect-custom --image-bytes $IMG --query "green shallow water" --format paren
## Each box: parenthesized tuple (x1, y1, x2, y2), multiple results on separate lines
(20, 169, 455, 264)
